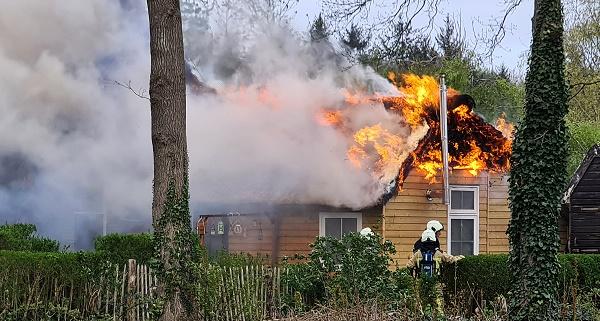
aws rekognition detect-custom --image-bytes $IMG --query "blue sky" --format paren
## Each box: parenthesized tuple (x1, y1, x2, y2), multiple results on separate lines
(290, 0, 534, 76)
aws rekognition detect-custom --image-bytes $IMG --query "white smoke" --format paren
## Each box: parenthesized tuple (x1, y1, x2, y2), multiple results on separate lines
(0, 0, 152, 248)
(184, 2, 427, 208)
(0, 0, 426, 248)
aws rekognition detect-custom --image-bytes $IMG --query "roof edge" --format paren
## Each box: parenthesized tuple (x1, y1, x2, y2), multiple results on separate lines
(563, 144, 600, 203)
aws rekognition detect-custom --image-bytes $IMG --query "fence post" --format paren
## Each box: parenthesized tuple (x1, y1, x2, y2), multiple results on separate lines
(127, 259, 137, 321)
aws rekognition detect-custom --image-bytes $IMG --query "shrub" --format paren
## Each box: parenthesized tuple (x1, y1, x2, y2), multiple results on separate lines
(441, 254, 600, 311)
(0, 250, 115, 319)
(94, 232, 154, 265)
(93, 231, 270, 267)
(285, 230, 413, 308)
(0, 223, 60, 252)
(201, 249, 267, 267)
(280, 260, 326, 312)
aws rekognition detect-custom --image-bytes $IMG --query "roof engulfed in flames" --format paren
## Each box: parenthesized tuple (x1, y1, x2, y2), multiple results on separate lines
(319, 73, 513, 200)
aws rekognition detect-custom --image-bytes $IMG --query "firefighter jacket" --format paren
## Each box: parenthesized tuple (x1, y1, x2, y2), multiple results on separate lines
(406, 249, 463, 273)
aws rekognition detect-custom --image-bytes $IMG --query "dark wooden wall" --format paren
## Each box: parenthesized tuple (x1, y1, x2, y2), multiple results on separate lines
(569, 156, 600, 252)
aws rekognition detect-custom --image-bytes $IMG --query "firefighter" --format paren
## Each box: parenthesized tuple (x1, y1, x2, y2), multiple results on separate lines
(407, 229, 463, 275)
(412, 220, 444, 253)
(407, 229, 464, 317)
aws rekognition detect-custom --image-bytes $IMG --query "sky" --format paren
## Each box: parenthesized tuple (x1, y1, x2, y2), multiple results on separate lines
(290, 0, 534, 77)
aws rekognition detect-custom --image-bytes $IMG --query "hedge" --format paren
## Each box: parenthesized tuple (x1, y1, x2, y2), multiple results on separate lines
(94, 232, 154, 265)
(0, 250, 111, 280)
(0, 223, 59, 252)
(93, 232, 265, 267)
(0, 251, 113, 303)
(441, 254, 600, 303)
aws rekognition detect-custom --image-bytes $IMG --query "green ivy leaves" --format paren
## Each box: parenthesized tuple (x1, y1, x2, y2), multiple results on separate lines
(507, 1, 569, 321)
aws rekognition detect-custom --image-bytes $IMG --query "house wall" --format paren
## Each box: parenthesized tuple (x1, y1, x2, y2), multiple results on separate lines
(383, 169, 510, 266)
(222, 206, 382, 262)
(569, 156, 600, 252)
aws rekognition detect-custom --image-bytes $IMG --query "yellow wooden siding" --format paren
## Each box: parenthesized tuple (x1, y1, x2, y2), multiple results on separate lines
(383, 169, 510, 266)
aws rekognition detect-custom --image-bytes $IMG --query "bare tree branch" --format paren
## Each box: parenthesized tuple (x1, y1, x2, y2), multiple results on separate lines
(323, 0, 441, 34)
(470, 0, 525, 61)
(488, 0, 523, 55)
(112, 80, 150, 100)
(568, 78, 600, 101)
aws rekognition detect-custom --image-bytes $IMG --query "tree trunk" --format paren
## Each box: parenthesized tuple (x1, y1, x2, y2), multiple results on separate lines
(146, 0, 197, 320)
(507, 1, 568, 321)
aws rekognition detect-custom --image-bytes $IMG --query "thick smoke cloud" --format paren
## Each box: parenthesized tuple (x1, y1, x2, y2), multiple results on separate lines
(0, 0, 424, 248)
(0, 1, 152, 248)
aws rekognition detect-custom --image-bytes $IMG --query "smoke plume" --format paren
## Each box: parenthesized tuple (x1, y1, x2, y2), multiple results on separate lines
(0, 0, 424, 248)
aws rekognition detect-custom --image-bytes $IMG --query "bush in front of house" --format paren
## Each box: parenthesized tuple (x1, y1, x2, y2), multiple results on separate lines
(281, 230, 414, 310)
(441, 253, 600, 312)
(0, 223, 60, 252)
(94, 232, 154, 265)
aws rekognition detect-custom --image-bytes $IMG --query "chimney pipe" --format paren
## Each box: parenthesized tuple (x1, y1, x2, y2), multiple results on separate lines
(439, 75, 450, 205)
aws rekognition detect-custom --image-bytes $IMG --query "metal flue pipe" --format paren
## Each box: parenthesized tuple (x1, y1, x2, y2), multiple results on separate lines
(439, 75, 450, 205)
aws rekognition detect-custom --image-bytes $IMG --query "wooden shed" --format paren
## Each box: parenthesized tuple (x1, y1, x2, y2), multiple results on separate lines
(563, 145, 600, 253)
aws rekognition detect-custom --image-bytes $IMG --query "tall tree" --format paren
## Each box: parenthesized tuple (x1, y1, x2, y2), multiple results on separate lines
(310, 13, 329, 42)
(146, 0, 198, 320)
(564, 0, 600, 122)
(435, 14, 464, 60)
(341, 23, 369, 52)
(507, 1, 568, 321)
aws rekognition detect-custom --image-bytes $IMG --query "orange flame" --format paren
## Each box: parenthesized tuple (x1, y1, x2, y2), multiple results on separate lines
(495, 115, 515, 140)
(341, 73, 513, 184)
(226, 73, 513, 189)
(316, 110, 344, 127)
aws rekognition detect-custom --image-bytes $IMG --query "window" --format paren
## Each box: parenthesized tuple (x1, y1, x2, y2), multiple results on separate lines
(319, 213, 362, 239)
(448, 186, 479, 256)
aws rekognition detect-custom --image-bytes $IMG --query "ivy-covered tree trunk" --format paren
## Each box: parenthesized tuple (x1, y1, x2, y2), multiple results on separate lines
(146, 0, 198, 320)
(507, 1, 569, 321)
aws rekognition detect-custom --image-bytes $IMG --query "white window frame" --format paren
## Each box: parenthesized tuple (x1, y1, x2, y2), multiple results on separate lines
(318, 212, 362, 237)
(448, 186, 479, 255)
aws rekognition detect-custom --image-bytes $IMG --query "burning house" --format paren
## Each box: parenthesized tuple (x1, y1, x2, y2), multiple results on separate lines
(196, 74, 516, 265)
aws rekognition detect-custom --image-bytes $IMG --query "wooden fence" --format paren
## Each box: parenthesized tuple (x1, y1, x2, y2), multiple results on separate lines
(198, 264, 311, 321)
(0, 260, 303, 321)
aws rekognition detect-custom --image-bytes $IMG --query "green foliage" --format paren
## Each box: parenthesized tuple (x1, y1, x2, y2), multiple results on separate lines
(310, 13, 329, 42)
(0, 303, 112, 321)
(567, 122, 600, 176)
(441, 254, 600, 315)
(200, 249, 266, 267)
(280, 262, 326, 312)
(441, 254, 510, 303)
(0, 223, 60, 252)
(94, 232, 153, 265)
(364, 17, 524, 124)
(0, 250, 111, 282)
(295, 231, 412, 307)
(91, 231, 263, 268)
(564, 0, 600, 124)
(469, 77, 525, 122)
(436, 14, 465, 61)
(507, 1, 569, 320)
(341, 23, 369, 52)
(0, 250, 115, 319)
